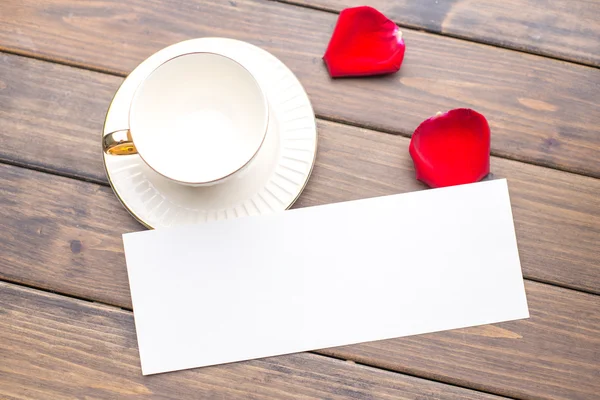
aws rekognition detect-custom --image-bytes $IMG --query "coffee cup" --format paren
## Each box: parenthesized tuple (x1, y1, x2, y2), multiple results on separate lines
(102, 52, 269, 186)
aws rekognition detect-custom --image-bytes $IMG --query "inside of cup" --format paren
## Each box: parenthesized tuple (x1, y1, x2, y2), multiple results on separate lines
(129, 52, 268, 185)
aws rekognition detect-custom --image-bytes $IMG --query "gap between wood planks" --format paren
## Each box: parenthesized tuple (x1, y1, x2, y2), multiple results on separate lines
(0, 46, 125, 77)
(0, 47, 597, 181)
(267, 0, 600, 70)
(0, 277, 518, 400)
(311, 351, 520, 400)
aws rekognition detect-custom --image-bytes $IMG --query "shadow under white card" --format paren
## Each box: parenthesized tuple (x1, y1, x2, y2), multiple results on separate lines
(123, 179, 529, 375)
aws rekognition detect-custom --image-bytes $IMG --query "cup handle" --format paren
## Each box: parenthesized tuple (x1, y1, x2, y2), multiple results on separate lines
(103, 129, 138, 155)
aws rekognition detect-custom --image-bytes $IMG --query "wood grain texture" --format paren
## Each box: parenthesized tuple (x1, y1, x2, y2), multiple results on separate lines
(318, 281, 600, 400)
(1, 54, 598, 295)
(290, 0, 600, 67)
(1, 0, 599, 177)
(0, 53, 118, 184)
(0, 282, 510, 400)
(0, 163, 598, 400)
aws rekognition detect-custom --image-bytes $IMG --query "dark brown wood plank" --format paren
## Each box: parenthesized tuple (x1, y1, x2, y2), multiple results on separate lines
(317, 281, 600, 400)
(0, 53, 117, 183)
(0, 164, 598, 399)
(1, 54, 598, 295)
(0, 282, 509, 400)
(1, 0, 599, 177)
(290, 0, 600, 67)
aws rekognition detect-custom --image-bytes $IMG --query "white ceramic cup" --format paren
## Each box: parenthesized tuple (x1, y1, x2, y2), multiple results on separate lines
(102, 52, 269, 186)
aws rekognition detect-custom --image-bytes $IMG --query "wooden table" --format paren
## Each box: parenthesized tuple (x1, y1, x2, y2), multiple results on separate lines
(1, 1, 598, 399)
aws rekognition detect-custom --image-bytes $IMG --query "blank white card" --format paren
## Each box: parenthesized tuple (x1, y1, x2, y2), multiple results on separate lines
(123, 179, 529, 375)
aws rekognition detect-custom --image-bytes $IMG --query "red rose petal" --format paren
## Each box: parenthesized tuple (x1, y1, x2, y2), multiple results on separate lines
(323, 6, 406, 78)
(409, 108, 491, 188)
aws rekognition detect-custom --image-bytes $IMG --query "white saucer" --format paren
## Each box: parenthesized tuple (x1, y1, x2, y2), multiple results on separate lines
(103, 38, 317, 229)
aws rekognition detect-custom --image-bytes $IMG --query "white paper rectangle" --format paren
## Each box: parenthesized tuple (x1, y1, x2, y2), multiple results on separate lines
(123, 179, 529, 375)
